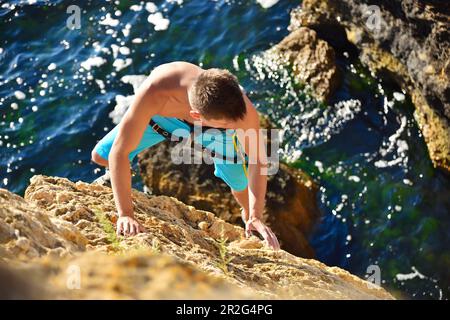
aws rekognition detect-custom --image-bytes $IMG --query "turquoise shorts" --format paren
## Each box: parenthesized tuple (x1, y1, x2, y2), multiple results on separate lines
(93, 115, 249, 191)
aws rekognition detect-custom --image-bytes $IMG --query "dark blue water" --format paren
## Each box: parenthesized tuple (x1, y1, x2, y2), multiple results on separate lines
(0, 0, 448, 299)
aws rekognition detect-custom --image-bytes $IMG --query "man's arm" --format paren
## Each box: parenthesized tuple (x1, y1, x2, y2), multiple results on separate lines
(109, 70, 167, 236)
(241, 106, 266, 220)
(237, 94, 280, 250)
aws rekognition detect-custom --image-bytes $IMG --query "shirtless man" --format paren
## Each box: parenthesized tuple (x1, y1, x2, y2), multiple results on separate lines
(91, 61, 280, 250)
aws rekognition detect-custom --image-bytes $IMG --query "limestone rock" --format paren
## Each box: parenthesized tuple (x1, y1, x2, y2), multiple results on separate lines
(268, 26, 340, 103)
(0, 187, 88, 260)
(0, 175, 394, 299)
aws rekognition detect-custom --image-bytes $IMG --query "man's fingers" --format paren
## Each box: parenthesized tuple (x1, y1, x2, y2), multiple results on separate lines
(128, 222, 133, 236)
(133, 223, 140, 234)
(124, 221, 130, 236)
(266, 228, 278, 248)
(259, 228, 270, 241)
(130, 223, 136, 235)
(266, 228, 280, 250)
(245, 221, 280, 250)
(259, 226, 276, 249)
(273, 233, 280, 250)
(245, 221, 256, 238)
(247, 221, 257, 232)
(268, 235, 279, 250)
(116, 221, 122, 236)
(122, 221, 127, 236)
(116, 217, 146, 237)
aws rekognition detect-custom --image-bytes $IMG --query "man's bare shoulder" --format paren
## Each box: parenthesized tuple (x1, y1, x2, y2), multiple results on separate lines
(237, 92, 259, 129)
(149, 61, 202, 91)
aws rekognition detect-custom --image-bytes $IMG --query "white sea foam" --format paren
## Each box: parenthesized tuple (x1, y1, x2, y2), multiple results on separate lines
(92, 42, 110, 55)
(120, 75, 147, 92)
(315, 160, 324, 173)
(145, 2, 158, 13)
(14, 90, 26, 100)
(61, 40, 70, 49)
(334, 203, 344, 213)
(47, 63, 56, 71)
(403, 179, 413, 186)
(348, 175, 361, 182)
(111, 44, 119, 58)
(108, 75, 148, 123)
(148, 12, 170, 30)
(119, 46, 130, 55)
(109, 94, 135, 124)
(80, 56, 106, 71)
(95, 79, 105, 91)
(130, 4, 143, 11)
(122, 23, 131, 37)
(113, 58, 132, 71)
(99, 13, 119, 27)
(374, 116, 409, 169)
(396, 266, 426, 281)
(393, 92, 405, 102)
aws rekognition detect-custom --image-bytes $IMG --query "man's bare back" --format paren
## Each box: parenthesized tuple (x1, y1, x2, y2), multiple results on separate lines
(147, 61, 203, 121)
(141, 61, 255, 130)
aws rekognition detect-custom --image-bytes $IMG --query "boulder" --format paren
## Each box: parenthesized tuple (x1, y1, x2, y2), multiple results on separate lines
(268, 26, 341, 102)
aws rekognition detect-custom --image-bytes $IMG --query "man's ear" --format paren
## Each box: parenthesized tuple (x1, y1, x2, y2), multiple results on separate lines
(189, 110, 201, 120)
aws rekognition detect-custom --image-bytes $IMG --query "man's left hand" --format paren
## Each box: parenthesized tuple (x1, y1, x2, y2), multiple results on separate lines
(245, 217, 280, 250)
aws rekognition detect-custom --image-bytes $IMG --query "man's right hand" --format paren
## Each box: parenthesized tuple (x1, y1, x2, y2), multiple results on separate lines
(116, 215, 145, 236)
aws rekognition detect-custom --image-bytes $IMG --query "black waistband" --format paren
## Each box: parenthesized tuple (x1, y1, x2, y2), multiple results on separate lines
(148, 117, 229, 133)
(148, 118, 242, 163)
(180, 119, 229, 133)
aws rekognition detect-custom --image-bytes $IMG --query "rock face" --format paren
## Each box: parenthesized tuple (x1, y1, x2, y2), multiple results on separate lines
(137, 116, 321, 258)
(0, 188, 88, 260)
(0, 175, 394, 299)
(268, 26, 340, 102)
(290, 0, 450, 172)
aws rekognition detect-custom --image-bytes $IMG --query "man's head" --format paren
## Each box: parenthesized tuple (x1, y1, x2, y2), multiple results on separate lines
(188, 68, 246, 127)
